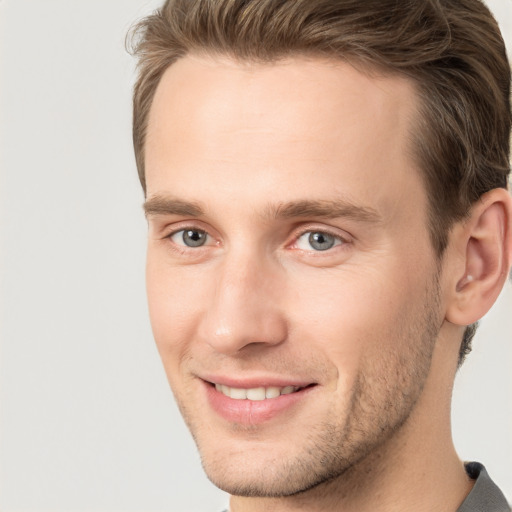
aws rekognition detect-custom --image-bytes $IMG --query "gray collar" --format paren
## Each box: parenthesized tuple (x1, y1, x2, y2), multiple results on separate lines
(456, 462, 510, 512)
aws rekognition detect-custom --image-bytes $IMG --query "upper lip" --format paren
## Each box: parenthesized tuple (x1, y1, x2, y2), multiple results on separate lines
(199, 374, 316, 389)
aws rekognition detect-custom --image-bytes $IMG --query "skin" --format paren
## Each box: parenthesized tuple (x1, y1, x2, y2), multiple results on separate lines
(143, 55, 511, 512)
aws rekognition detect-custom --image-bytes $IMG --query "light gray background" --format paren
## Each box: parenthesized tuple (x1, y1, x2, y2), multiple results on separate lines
(0, 1, 510, 511)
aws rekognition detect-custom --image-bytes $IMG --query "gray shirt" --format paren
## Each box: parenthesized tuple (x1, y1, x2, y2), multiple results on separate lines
(456, 462, 510, 512)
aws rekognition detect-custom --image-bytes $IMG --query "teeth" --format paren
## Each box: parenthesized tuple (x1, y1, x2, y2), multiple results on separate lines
(265, 386, 281, 399)
(214, 383, 301, 400)
(230, 387, 248, 399)
(246, 387, 266, 401)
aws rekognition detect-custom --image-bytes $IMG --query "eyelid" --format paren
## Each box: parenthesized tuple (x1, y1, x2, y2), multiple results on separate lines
(290, 224, 351, 248)
(158, 221, 350, 253)
(161, 221, 219, 250)
(159, 219, 212, 238)
(296, 231, 342, 250)
(169, 228, 209, 247)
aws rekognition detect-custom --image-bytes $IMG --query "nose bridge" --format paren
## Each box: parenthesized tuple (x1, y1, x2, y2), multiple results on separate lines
(198, 248, 287, 354)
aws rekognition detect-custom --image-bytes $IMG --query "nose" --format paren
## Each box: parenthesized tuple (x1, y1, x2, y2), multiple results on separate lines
(196, 252, 288, 355)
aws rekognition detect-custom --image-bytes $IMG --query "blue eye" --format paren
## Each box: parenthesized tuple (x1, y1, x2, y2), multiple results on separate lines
(170, 229, 208, 247)
(296, 231, 341, 251)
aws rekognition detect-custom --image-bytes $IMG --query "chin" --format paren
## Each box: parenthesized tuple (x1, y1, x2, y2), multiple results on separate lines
(188, 359, 433, 499)
(194, 421, 371, 498)
(201, 454, 345, 498)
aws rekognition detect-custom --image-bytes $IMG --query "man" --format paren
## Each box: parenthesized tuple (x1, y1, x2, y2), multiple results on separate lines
(129, 0, 512, 510)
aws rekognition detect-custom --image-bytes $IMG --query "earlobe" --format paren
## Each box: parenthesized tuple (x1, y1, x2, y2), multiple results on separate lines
(446, 188, 512, 326)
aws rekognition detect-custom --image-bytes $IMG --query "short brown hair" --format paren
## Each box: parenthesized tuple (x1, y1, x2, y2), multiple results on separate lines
(128, 0, 511, 363)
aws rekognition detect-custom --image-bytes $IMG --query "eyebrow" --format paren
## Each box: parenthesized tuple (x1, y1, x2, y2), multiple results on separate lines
(270, 199, 381, 223)
(143, 195, 381, 223)
(144, 196, 205, 217)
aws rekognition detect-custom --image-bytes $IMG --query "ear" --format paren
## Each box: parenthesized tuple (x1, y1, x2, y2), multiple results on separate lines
(445, 188, 512, 326)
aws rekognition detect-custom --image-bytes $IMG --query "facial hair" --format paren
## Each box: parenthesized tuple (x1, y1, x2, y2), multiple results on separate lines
(172, 272, 443, 498)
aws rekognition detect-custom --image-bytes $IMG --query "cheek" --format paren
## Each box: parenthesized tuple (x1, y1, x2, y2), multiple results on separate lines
(145, 255, 207, 365)
(286, 265, 422, 361)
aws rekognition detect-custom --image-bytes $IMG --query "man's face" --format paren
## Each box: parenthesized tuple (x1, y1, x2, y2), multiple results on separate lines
(144, 56, 445, 496)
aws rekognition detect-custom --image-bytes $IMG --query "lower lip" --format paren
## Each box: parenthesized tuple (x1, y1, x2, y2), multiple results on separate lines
(204, 382, 315, 424)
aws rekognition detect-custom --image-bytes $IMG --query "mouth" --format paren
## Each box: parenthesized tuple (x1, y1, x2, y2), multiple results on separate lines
(211, 382, 312, 401)
(202, 379, 317, 424)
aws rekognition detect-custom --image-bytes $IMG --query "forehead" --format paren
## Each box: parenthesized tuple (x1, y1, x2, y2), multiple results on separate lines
(145, 55, 424, 226)
(146, 55, 416, 156)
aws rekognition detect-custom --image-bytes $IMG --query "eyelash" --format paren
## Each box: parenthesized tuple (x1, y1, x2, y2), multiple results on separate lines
(165, 227, 213, 253)
(292, 228, 347, 253)
(163, 225, 350, 254)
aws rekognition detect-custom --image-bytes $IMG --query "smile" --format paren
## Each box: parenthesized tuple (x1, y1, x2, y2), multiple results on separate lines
(214, 383, 303, 401)
(202, 378, 318, 424)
